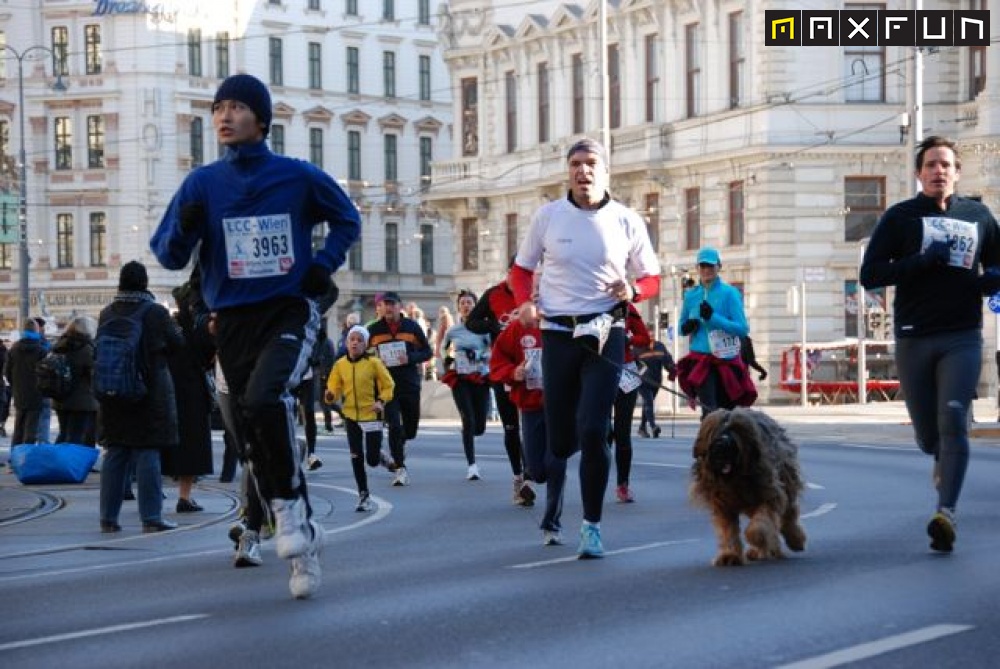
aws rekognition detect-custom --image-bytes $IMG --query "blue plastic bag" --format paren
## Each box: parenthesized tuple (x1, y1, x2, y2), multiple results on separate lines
(10, 443, 99, 484)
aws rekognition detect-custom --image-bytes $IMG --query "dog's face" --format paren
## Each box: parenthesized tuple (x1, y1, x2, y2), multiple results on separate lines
(706, 431, 741, 477)
(692, 409, 760, 480)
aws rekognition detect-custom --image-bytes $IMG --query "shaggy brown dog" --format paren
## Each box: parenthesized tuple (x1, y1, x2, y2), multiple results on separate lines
(690, 408, 807, 566)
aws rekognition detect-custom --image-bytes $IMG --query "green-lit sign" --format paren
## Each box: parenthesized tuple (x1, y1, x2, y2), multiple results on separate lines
(0, 193, 18, 244)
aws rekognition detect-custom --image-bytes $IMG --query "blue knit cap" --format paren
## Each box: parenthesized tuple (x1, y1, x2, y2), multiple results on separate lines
(213, 74, 272, 138)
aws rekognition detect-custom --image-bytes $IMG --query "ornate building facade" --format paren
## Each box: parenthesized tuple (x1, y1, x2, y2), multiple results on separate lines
(426, 0, 1000, 400)
(0, 0, 454, 333)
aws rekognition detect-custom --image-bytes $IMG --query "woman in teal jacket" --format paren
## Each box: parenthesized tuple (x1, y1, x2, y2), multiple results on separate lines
(677, 247, 755, 417)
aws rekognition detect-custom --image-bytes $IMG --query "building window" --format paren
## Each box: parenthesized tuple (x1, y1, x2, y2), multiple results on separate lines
(89, 212, 106, 267)
(308, 0, 320, 9)
(84, 25, 102, 75)
(608, 44, 621, 129)
(420, 224, 434, 274)
(269, 37, 283, 86)
(685, 23, 701, 118)
(461, 217, 479, 271)
(54, 117, 72, 170)
(419, 136, 432, 182)
(346, 46, 360, 94)
(309, 128, 324, 169)
(384, 134, 398, 182)
(87, 115, 104, 169)
(346, 0, 358, 16)
(270, 124, 285, 155)
(308, 42, 322, 89)
(51, 27, 69, 76)
(419, 55, 431, 101)
(348, 236, 362, 270)
(216, 32, 230, 78)
(572, 54, 584, 134)
(505, 71, 517, 153)
(644, 193, 659, 253)
(0, 244, 11, 269)
(537, 62, 550, 144)
(385, 222, 398, 273)
(190, 118, 204, 166)
(382, 0, 394, 21)
(383, 51, 396, 98)
(684, 187, 700, 251)
(56, 213, 73, 267)
(969, 45, 986, 100)
(729, 12, 745, 109)
(728, 180, 745, 246)
(506, 213, 518, 262)
(187, 29, 202, 76)
(0, 120, 8, 160)
(348, 130, 361, 181)
(645, 34, 659, 123)
(418, 0, 431, 25)
(844, 3, 885, 102)
(461, 77, 478, 157)
(845, 176, 885, 241)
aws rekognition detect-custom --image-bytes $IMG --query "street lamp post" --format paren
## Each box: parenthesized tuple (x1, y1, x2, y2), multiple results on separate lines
(3, 44, 64, 330)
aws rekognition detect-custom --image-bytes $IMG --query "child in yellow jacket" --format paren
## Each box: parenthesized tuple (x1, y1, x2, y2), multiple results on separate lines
(325, 325, 396, 511)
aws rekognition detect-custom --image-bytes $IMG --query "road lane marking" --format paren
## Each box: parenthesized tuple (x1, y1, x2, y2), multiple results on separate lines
(507, 539, 700, 569)
(801, 502, 837, 519)
(775, 623, 974, 669)
(0, 614, 209, 652)
(0, 485, 388, 583)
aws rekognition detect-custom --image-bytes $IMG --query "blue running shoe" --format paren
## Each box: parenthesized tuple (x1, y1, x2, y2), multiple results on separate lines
(577, 522, 604, 559)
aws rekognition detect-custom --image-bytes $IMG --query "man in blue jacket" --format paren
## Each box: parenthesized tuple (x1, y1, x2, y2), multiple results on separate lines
(150, 73, 360, 599)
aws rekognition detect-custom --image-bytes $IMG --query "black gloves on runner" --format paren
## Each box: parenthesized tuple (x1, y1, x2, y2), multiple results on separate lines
(699, 301, 714, 320)
(919, 240, 951, 269)
(301, 263, 332, 297)
(179, 203, 205, 234)
(681, 319, 700, 336)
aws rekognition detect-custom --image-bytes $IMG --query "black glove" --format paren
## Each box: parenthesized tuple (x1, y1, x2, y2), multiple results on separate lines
(977, 269, 1000, 296)
(681, 319, 700, 336)
(699, 301, 714, 320)
(179, 203, 206, 234)
(919, 240, 951, 269)
(758, 370, 768, 382)
(301, 262, 332, 297)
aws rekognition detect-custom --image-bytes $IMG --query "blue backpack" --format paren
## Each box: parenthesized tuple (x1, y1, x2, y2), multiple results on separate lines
(94, 301, 155, 403)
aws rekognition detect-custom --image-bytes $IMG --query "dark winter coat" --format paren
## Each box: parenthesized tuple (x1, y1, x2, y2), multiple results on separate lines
(97, 292, 184, 449)
(3, 332, 45, 410)
(52, 331, 99, 412)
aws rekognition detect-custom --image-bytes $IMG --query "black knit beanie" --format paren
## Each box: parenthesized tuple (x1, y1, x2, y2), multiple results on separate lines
(119, 260, 149, 292)
(213, 74, 272, 138)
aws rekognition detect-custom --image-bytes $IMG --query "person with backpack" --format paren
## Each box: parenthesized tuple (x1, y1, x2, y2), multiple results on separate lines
(149, 73, 361, 599)
(3, 319, 46, 446)
(50, 316, 99, 446)
(97, 261, 185, 535)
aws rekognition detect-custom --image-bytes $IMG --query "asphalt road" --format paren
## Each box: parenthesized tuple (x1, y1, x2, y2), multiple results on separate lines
(2, 413, 1000, 669)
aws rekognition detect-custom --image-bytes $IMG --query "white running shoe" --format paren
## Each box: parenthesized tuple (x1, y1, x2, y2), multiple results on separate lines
(289, 520, 324, 599)
(234, 530, 263, 568)
(392, 466, 409, 486)
(271, 497, 309, 559)
(307, 454, 323, 471)
(355, 491, 372, 512)
(467, 463, 481, 481)
(543, 530, 564, 546)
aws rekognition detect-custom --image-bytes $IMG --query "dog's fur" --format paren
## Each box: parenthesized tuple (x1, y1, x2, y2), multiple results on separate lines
(690, 408, 807, 566)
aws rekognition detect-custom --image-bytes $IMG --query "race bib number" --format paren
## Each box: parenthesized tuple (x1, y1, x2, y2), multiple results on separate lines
(524, 347, 543, 390)
(618, 361, 642, 394)
(921, 216, 979, 269)
(378, 341, 407, 367)
(359, 421, 383, 433)
(709, 330, 742, 360)
(455, 352, 477, 375)
(223, 214, 295, 279)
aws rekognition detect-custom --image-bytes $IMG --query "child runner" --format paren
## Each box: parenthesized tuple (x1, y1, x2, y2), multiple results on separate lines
(325, 325, 396, 511)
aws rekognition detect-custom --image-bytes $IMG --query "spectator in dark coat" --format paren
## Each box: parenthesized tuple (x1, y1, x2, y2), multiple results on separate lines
(98, 261, 185, 534)
(163, 268, 215, 513)
(52, 315, 99, 445)
(0, 337, 11, 437)
(3, 319, 46, 445)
